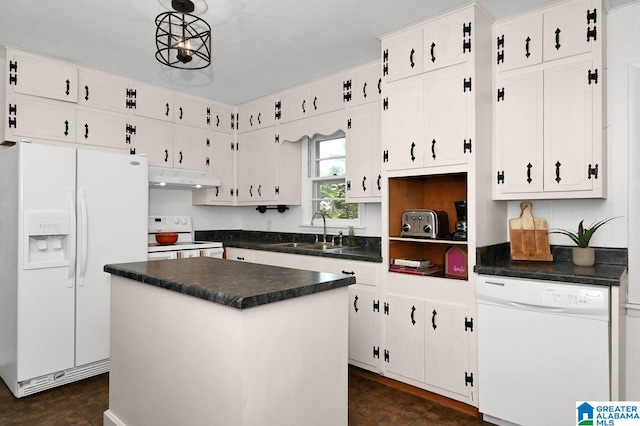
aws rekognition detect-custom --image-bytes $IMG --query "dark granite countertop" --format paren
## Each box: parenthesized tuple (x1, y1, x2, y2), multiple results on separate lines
(195, 230, 383, 263)
(105, 257, 355, 309)
(474, 243, 627, 287)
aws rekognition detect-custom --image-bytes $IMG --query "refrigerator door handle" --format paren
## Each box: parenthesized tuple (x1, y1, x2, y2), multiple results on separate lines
(67, 189, 76, 288)
(78, 189, 89, 285)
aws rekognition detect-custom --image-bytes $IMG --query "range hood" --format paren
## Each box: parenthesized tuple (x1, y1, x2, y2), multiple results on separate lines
(148, 167, 220, 190)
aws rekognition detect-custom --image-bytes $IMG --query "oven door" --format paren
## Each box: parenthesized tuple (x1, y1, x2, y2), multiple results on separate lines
(147, 248, 224, 261)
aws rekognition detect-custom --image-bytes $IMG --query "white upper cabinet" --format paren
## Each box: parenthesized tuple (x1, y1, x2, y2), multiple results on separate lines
(5, 48, 78, 103)
(237, 95, 276, 133)
(422, 63, 470, 168)
(279, 85, 310, 124)
(173, 125, 211, 171)
(174, 93, 211, 129)
(78, 68, 128, 113)
(210, 102, 235, 134)
(493, 0, 604, 199)
(131, 82, 174, 122)
(309, 73, 345, 116)
(423, 8, 473, 73)
(495, 14, 543, 72)
(193, 132, 236, 205)
(543, 0, 597, 62)
(346, 62, 382, 107)
(76, 109, 128, 151)
(381, 26, 424, 83)
(275, 136, 301, 205)
(128, 117, 174, 167)
(5, 95, 76, 143)
(235, 127, 278, 204)
(346, 102, 382, 202)
(494, 69, 544, 195)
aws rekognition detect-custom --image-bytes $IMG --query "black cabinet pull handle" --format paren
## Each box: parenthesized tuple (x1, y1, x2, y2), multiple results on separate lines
(430, 42, 436, 63)
(555, 161, 562, 183)
(84, 123, 89, 139)
(302, 100, 306, 113)
(362, 176, 367, 191)
(216, 115, 220, 127)
(377, 174, 381, 191)
(411, 306, 416, 325)
(555, 28, 561, 50)
(431, 139, 437, 159)
(84, 85, 89, 101)
(215, 187, 219, 197)
(525, 36, 531, 58)
(432, 309, 437, 330)
(64, 120, 69, 136)
(250, 115, 253, 126)
(65, 79, 70, 96)
(179, 151, 183, 164)
(313, 96, 317, 110)
(258, 184, 262, 197)
(410, 142, 416, 162)
(353, 295, 359, 312)
(179, 107, 183, 120)
(166, 103, 170, 116)
(363, 82, 367, 98)
(409, 48, 415, 68)
(342, 270, 355, 275)
(164, 149, 169, 162)
(249, 185, 253, 197)
(257, 112, 261, 124)
(527, 163, 533, 184)
(378, 78, 382, 94)
(237, 256, 245, 261)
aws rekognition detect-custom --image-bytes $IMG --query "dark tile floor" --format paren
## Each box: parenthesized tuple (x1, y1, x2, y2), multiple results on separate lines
(0, 368, 489, 425)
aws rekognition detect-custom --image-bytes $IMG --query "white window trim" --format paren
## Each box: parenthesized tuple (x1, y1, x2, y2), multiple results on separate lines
(300, 133, 365, 230)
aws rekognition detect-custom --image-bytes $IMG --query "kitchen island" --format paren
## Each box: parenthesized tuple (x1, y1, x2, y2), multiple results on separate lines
(102, 257, 355, 426)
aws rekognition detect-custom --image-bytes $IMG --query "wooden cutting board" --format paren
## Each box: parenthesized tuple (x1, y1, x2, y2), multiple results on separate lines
(509, 201, 553, 261)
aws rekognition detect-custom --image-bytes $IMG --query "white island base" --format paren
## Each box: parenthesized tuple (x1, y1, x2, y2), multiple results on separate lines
(104, 276, 348, 426)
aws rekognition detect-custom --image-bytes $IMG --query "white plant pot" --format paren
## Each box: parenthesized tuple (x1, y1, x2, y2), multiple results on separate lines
(572, 247, 595, 266)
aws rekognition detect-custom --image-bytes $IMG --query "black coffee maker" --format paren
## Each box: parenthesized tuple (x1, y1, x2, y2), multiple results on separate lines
(453, 201, 467, 241)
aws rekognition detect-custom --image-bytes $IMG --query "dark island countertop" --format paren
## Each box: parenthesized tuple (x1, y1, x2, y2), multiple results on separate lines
(474, 243, 627, 287)
(105, 257, 355, 309)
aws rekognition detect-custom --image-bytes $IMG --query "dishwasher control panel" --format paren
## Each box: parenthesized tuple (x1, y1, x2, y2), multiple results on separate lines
(541, 286, 606, 309)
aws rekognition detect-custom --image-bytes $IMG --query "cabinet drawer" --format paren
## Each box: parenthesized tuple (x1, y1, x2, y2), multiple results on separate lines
(321, 257, 378, 286)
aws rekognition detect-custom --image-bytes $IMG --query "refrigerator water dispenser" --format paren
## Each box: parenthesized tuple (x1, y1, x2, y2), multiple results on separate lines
(24, 212, 71, 269)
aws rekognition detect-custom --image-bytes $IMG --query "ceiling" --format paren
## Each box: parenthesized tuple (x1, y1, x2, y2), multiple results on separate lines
(0, 0, 633, 105)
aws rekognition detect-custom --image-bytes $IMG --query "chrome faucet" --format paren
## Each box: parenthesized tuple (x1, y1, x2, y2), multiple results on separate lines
(311, 211, 327, 244)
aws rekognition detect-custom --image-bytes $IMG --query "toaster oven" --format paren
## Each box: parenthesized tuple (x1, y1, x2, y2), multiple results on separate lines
(400, 209, 449, 239)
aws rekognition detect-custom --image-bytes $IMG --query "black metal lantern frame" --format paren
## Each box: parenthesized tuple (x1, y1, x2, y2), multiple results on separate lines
(155, 10, 211, 70)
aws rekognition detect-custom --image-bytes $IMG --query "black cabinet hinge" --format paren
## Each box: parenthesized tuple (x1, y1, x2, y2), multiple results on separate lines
(206, 138, 210, 147)
(497, 88, 505, 102)
(343, 79, 352, 102)
(275, 101, 282, 120)
(383, 98, 389, 110)
(125, 88, 137, 110)
(464, 317, 473, 332)
(8, 103, 17, 116)
(384, 349, 390, 363)
(497, 34, 505, 49)
(497, 171, 505, 184)
(496, 34, 505, 65)
(463, 78, 472, 92)
(206, 107, 211, 125)
(383, 49, 389, 76)
(346, 180, 351, 191)
(9, 60, 18, 73)
(463, 139, 472, 153)
(497, 50, 504, 65)
(231, 113, 236, 130)
(588, 164, 599, 179)
(587, 26, 597, 42)
(126, 99, 136, 109)
(275, 134, 280, 143)
(463, 22, 472, 36)
(9, 60, 18, 85)
(373, 347, 380, 359)
(206, 157, 210, 166)
(465, 372, 474, 387)
(373, 300, 380, 312)
(275, 186, 280, 195)
(8, 116, 17, 129)
(384, 302, 389, 315)
(587, 8, 597, 24)
(588, 69, 598, 85)
(347, 119, 352, 129)
(129, 148, 136, 155)
(383, 150, 389, 163)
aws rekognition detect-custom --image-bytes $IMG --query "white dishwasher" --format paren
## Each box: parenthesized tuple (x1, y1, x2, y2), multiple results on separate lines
(476, 275, 610, 426)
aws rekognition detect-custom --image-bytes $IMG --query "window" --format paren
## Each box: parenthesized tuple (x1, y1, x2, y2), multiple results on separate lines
(309, 133, 360, 224)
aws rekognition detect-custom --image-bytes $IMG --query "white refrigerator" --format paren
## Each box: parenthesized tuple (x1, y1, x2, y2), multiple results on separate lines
(0, 142, 148, 397)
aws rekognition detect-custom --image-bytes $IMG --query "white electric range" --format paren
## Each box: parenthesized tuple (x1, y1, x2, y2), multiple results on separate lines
(147, 215, 223, 260)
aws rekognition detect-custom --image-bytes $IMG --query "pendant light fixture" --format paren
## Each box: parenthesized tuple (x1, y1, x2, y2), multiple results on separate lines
(155, 0, 211, 70)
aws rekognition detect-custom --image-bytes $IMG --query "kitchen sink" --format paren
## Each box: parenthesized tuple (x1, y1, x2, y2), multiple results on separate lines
(267, 242, 360, 252)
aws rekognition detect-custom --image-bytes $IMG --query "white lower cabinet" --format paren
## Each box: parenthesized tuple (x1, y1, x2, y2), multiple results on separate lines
(224, 248, 254, 262)
(384, 292, 472, 399)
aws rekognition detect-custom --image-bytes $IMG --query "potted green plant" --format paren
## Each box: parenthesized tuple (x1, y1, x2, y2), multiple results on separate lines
(549, 217, 617, 266)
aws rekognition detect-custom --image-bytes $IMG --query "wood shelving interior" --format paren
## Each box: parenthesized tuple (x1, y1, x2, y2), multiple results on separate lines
(388, 173, 468, 278)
